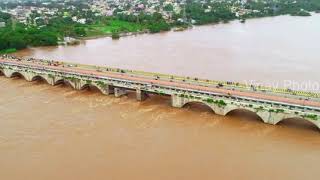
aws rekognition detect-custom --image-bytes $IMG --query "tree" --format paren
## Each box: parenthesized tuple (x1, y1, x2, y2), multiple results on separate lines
(75, 27, 86, 36)
(164, 4, 174, 12)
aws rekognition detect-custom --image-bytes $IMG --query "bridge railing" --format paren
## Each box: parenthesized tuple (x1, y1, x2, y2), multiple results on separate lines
(97, 66, 320, 99)
(2, 60, 320, 115)
(1, 55, 320, 100)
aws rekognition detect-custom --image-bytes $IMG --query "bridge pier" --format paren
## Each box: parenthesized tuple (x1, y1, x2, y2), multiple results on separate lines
(102, 85, 114, 95)
(45, 78, 55, 86)
(171, 94, 184, 108)
(114, 87, 127, 98)
(136, 89, 148, 101)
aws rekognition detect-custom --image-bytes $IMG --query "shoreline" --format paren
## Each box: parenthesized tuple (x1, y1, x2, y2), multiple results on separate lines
(77, 26, 192, 41)
(78, 30, 150, 40)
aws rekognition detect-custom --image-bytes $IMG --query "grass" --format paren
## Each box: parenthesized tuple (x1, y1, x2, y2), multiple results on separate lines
(85, 20, 146, 37)
(102, 20, 145, 33)
(0, 48, 17, 54)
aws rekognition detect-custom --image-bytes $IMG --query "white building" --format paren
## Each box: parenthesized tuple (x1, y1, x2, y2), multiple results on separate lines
(77, 18, 86, 24)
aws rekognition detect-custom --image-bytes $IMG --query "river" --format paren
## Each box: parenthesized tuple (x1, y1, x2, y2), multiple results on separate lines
(1, 14, 320, 180)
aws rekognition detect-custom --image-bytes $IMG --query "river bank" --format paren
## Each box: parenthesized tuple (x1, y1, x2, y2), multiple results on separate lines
(78, 29, 150, 40)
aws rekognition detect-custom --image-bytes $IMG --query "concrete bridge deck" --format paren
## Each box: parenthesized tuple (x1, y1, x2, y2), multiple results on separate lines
(1, 56, 320, 129)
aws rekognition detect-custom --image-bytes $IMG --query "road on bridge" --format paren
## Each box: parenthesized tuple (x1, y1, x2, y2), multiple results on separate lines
(1, 57, 320, 109)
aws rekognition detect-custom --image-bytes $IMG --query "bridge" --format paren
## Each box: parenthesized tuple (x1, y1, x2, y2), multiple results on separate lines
(1, 55, 320, 129)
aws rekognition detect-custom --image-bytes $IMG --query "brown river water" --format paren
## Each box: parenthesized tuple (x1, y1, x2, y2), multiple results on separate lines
(1, 14, 320, 180)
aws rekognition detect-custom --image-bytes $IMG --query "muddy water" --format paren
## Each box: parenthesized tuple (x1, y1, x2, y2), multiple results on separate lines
(0, 76, 320, 180)
(15, 14, 320, 91)
(2, 14, 320, 180)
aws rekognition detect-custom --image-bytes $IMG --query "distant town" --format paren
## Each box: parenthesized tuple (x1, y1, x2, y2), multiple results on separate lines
(0, 0, 319, 53)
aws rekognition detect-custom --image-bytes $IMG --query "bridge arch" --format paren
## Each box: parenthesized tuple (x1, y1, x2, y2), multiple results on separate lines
(79, 83, 106, 94)
(275, 117, 320, 130)
(31, 75, 50, 84)
(182, 101, 215, 113)
(53, 79, 76, 89)
(225, 108, 265, 123)
(10, 71, 28, 80)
